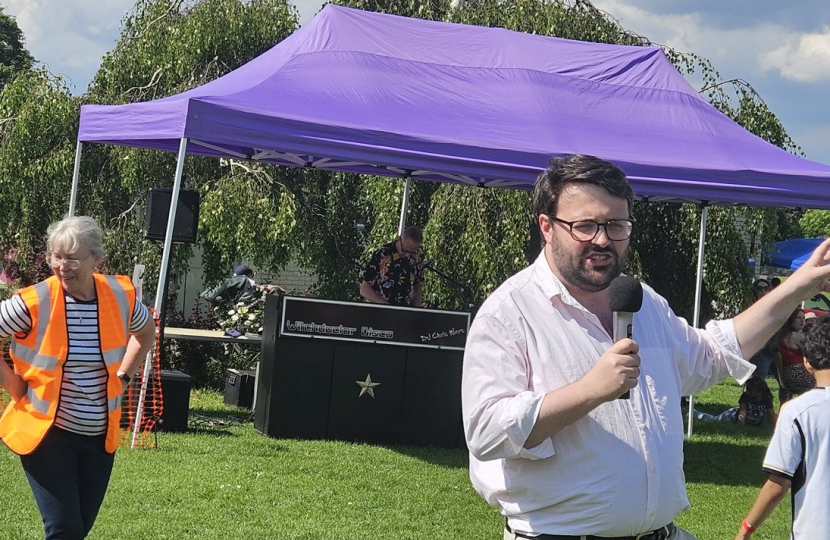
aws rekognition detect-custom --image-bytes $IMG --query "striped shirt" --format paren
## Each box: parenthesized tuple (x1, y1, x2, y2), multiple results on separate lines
(0, 291, 150, 436)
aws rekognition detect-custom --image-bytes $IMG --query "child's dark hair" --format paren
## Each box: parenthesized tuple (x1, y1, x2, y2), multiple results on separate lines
(804, 316, 830, 371)
(743, 376, 772, 401)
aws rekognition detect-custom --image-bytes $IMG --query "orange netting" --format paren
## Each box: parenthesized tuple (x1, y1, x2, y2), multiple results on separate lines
(119, 310, 164, 449)
(0, 312, 164, 450)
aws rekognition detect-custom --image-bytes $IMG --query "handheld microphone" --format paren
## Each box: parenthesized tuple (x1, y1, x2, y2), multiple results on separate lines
(423, 259, 436, 268)
(608, 275, 643, 399)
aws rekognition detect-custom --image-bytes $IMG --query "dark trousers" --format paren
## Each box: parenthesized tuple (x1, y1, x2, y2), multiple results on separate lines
(20, 428, 115, 540)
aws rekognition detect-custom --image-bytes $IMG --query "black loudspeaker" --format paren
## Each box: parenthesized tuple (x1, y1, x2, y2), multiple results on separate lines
(157, 370, 192, 432)
(145, 188, 200, 244)
(223, 369, 256, 409)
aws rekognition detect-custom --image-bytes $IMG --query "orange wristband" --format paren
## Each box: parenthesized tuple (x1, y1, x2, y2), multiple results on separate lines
(741, 519, 756, 533)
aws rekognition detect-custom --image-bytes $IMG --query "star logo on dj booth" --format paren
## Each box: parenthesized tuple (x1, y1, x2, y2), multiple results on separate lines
(355, 374, 381, 398)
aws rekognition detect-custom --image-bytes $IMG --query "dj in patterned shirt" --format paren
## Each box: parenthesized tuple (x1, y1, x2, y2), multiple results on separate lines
(360, 225, 425, 307)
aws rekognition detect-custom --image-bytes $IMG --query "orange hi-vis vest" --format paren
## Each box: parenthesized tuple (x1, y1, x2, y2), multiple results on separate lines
(0, 274, 137, 455)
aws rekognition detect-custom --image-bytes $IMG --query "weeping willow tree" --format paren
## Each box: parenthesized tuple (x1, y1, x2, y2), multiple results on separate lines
(0, 0, 804, 325)
(80, 0, 299, 299)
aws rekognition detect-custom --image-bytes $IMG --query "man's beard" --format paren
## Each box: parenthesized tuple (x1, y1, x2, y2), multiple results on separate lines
(549, 235, 628, 293)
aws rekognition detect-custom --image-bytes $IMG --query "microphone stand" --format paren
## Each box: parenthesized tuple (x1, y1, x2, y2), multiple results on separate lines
(423, 262, 474, 310)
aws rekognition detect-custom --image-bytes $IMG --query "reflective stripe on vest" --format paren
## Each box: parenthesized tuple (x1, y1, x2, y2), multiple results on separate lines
(26, 385, 50, 416)
(109, 394, 123, 411)
(0, 274, 137, 455)
(101, 276, 130, 368)
(10, 282, 59, 371)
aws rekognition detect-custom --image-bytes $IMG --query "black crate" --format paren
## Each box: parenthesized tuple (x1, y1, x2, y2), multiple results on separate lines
(157, 370, 192, 432)
(224, 369, 256, 409)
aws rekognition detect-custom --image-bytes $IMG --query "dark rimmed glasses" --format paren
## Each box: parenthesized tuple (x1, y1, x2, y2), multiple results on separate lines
(550, 216, 635, 242)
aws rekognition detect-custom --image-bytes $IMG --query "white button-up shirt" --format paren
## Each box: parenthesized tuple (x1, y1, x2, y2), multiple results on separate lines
(462, 253, 755, 536)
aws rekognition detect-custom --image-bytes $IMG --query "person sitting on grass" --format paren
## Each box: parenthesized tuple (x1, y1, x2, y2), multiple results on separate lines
(735, 316, 830, 539)
(693, 376, 776, 426)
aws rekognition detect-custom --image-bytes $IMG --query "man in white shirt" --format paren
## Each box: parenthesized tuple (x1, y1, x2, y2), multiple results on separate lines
(461, 154, 830, 540)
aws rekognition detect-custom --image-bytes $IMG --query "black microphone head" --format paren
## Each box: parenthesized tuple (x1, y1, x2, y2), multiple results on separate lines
(608, 275, 643, 313)
(424, 259, 435, 268)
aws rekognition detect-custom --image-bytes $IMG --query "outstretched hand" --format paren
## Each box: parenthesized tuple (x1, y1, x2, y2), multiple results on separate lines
(736, 238, 830, 359)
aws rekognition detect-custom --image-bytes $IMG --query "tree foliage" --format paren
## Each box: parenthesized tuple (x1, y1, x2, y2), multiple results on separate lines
(0, 69, 77, 283)
(76, 0, 300, 301)
(0, 7, 34, 90)
(800, 210, 830, 238)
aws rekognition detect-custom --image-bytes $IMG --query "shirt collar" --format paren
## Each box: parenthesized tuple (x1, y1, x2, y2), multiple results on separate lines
(532, 251, 572, 303)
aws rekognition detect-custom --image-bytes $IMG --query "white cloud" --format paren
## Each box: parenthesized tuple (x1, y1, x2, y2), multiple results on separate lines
(2, 0, 138, 91)
(1, 0, 322, 91)
(761, 27, 830, 82)
(593, 0, 802, 83)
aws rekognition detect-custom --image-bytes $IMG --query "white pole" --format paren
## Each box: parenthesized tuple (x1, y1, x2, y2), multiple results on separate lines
(131, 137, 189, 448)
(68, 141, 83, 216)
(686, 203, 709, 438)
(397, 175, 412, 236)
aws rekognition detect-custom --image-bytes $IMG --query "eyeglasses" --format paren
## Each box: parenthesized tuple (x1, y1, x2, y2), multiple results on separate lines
(49, 253, 91, 270)
(755, 285, 769, 292)
(550, 216, 634, 242)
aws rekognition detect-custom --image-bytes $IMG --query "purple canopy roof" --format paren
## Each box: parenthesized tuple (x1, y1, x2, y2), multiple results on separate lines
(79, 5, 830, 208)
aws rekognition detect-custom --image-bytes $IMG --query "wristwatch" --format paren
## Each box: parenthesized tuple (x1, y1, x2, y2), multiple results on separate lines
(117, 371, 131, 385)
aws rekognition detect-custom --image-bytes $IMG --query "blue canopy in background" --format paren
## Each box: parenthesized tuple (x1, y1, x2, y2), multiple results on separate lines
(762, 238, 824, 270)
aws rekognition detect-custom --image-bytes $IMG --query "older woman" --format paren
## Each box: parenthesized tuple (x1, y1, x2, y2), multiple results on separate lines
(0, 216, 156, 540)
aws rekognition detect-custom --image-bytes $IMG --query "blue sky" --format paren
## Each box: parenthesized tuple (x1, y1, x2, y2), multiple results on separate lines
(3, 0, 829, 165)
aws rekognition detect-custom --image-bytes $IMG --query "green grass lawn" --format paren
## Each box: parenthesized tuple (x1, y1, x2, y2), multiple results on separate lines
(0, 383, 791, 539)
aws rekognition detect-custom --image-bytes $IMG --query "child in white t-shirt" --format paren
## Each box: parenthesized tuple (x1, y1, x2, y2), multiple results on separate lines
(735, 317, 830, 539)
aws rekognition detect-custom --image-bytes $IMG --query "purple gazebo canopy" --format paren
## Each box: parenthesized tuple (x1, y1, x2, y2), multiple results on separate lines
(79, 5, 830, 208)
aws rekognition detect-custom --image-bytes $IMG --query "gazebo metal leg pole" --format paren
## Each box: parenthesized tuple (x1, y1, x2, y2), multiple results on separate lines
(687, 203, 709, 438)
(397, 175, 412, 236)
(131, 137, 189, 448)
(68, 141, 83, 216)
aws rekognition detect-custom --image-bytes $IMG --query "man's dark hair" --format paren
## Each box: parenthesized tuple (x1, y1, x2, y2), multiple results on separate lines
(804, 316, 830, 371)
(402, 225, 423, 244)
(532, 154, 634, 224)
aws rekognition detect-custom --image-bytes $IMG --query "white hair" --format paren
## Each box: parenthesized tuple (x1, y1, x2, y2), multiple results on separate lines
(46, 216, 104, 256)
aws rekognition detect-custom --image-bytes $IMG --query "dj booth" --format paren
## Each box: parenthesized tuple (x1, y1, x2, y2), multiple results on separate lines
(253, 295, 470, 447)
